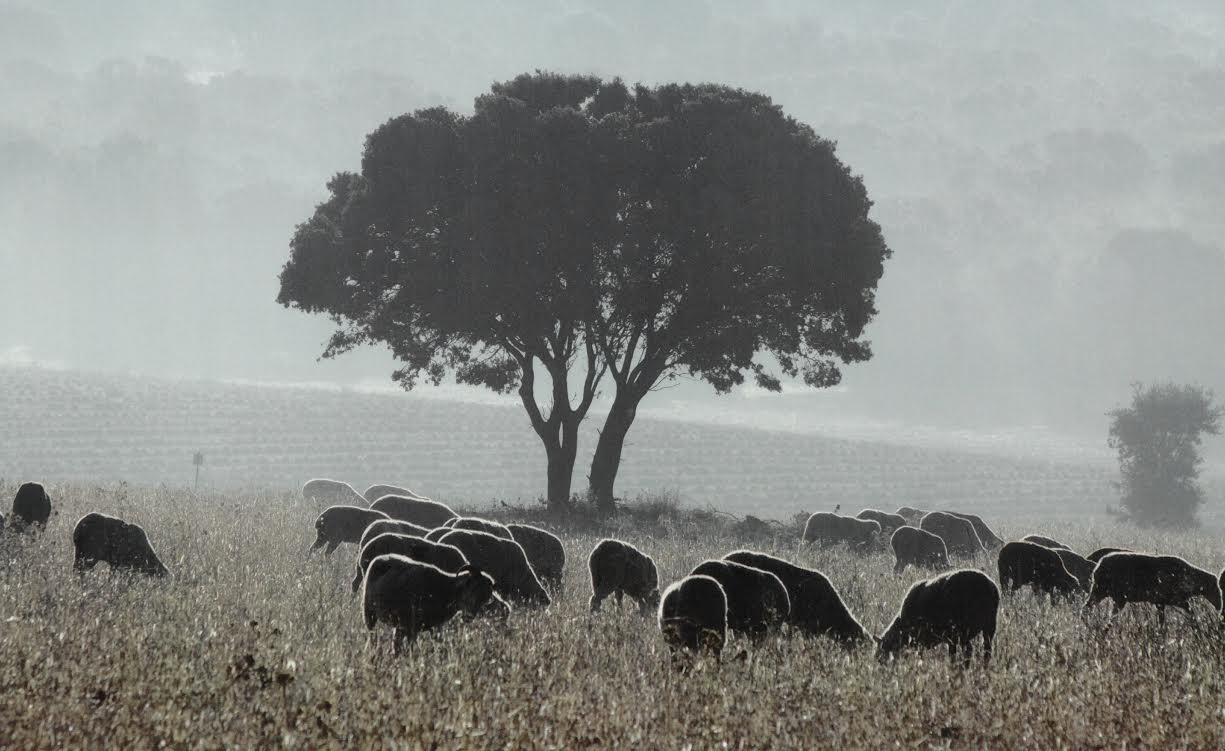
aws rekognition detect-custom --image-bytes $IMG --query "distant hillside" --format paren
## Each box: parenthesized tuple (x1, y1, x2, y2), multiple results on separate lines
(0, 365, 1194, 522)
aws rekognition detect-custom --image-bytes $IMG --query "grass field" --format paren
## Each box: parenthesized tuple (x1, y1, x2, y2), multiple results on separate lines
(3, 483, 1225, 749)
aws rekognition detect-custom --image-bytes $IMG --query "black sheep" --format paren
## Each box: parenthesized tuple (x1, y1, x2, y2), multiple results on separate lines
(723, 550, 868, 645)
(998, 541, 1081, 599)
(890, 526, 950, 575)
(588, 539, 660, 616)
(73, 512, 169, 577)
(877, 569, 999, 667)
(689, 559, 790, 639)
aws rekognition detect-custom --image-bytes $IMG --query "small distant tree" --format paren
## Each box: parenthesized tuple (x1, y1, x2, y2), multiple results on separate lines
(1107, 382, 1222, 528)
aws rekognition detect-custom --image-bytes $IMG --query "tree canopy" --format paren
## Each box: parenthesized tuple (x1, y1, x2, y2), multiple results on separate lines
(279, 71, 891, 511)
(1107, 382, 1222, 528)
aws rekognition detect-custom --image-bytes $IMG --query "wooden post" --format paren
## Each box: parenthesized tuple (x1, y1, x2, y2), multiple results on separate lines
(193, 451, 204, 491)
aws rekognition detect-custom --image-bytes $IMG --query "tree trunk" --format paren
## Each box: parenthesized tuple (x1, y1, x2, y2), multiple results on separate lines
(545, 439, 576, 511)
(588, 393, 640, 515)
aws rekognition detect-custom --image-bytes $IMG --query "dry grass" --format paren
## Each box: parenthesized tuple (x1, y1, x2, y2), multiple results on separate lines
(2, 484, 1225, 749)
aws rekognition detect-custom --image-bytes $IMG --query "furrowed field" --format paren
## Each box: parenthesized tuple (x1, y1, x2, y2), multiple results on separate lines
(3, 484, 1225, 749)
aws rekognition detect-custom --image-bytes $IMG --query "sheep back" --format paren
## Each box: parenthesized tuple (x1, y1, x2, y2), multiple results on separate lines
(689, 559, 790, 638)
(312, 506, 389, 554)
(449, 517, 514, 540)
(919, 512, 984, 558)
(856, 509, 907, 534)
(1088, 552, 1222, 615)
(369, 495, 457, 528)
(659, 575, 728, 656)
(890, 526, 950, 574)
(363, 484, 427, 505)
(1020, 534, 1068, 550)
(351, 533, 468, 593)
(877, 569, 999, 664)
(302, 478, 365, 506)
(803, 512, 880, 551)
(723, 550, 868, 645)
(358, 519, 430, 551)
(588, 539, 660, 615)
(507, 524, 566, 589)
(11, 482, 52, 531)
(72, 512, 168, 577)
(998, 541, 1081, 597)
(439, 529, 550, 607)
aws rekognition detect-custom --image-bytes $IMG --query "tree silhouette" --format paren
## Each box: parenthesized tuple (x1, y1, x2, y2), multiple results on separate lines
(1107, 383, 1222, 528)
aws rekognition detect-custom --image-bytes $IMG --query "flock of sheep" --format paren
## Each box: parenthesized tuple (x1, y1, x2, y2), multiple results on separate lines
(7, 477, 1225, 666)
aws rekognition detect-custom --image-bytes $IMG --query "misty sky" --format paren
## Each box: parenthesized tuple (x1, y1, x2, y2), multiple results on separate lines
(4, 1, 1224, 441)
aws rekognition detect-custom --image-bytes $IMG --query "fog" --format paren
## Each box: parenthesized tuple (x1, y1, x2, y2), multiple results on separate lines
(4, 1, 1224, 448)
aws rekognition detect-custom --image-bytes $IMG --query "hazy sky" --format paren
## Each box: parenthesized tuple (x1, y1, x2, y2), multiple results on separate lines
(4, 1, 1224, 440)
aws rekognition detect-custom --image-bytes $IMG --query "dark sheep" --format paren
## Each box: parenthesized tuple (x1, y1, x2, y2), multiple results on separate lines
(856, 509, 907, 534)
(877, 569, 1000, 666)
(369, 495, 457, 528)
(1055, 548, 1097, 590)
(302, 478, 365, 506)
(998, 541, 1082, 599)
(919, 512, 984, 558)
(588, 539, 660, 616)
(803, 512, 880, 551)
(424, 527, 450, 543)
(895, 506, 929, 524)
(358, 519, 429, 551)
(11, 481, 52, 531)
(1085, 552, 1222, 625)
(1020, 534, 1068, 550)
(507, 524, 566, 592)
(439, 529, 551, 607)
(890, 526, 950, 575)
(723, 550, 869, 645)
(658, 575, 728, 657)
(311, 506, 390, 555)
(947, 512, 1004, 549)
(1087, 547, 1130, 563)
(363, 483, 427, 505)
(362, 555, 506, 654)
(689, 559, 790, 639)
(72, 512, 169, 577)
(448, 517, 514, 540)
(351, 533, 468, 593)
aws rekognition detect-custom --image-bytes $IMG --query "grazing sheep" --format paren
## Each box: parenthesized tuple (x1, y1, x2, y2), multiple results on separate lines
(362, 555, 505, 654)
(448, 517, 514, 540)
(363, 484, 427, 504)
(803, 512, 880, 551)
(351, 533, 468, 593)
(947, 512, 1005, 549)
(369, 495, 457, 528)
(11, 482, 52, 531)
(919, 512, 984, 558)
(856, 509, 907, 534)
(1021, 534, 1068, 550)
(890, 526, 950, 575)
(998, 541, 1082, 599)
(439, 529, 551, 607)
(72, 512, 169, 577)
(658, 575, 728, 657)
(358, 519, 429, 551)
(1085, 553, 1222, 625)
(1087, 547, 1130, 563)
(424, 527, 450, 543)
(723, 550, 869, 645)
(311, 506, 390, 555)
(877, 569, 1000, 666)
(689, 560, 790, 639)
(588, 539, 660, 616)
(507, 524, 566, 591)
(1055, 548, 1097, 590)
(302, 478, 366, 506)
(895, 506, 929, 524)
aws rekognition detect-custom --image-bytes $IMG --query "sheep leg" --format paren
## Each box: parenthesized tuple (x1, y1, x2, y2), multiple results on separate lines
(392, 628, 405, 657)
(1156, 605, 1166, 629)
(589, 585, 613, 613)
(981, 632, 994, 666)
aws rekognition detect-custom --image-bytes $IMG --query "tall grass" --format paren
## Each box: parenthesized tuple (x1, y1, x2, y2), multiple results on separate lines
(1, 484, 1223, 748)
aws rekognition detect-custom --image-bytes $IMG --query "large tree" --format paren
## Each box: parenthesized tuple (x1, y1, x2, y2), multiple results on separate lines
(279, 72, 890, 513)
(278, 76, 617, 510)
(583, 82, 892, 511)
(1107, 382, 1222, 528)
